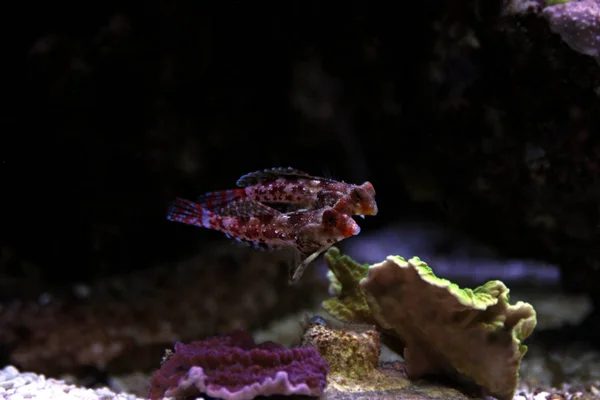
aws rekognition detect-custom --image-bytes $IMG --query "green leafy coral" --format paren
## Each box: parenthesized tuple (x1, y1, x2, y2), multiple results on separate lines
(321, 248, 537, 400)
(322, 247, 374, 324)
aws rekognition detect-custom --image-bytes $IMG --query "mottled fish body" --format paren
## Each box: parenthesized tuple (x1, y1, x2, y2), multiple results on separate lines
(196, 167, 378, 218)
(166, 197, 360, 255)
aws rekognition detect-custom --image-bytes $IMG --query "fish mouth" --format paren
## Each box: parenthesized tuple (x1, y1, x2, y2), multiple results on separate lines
(358, 204, 378, 216)
(369, 203, 379, 215)
(347, 221, 361, 237)
(340, 219, 361, 237)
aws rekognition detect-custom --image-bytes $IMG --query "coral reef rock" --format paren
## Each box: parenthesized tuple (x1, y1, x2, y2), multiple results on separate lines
(0, 245, 323, 377)
(542, 0, 600, 64)
(147, 329, 328, 400)
(302, 316, 473, 400)
(322, 247, 537, 400)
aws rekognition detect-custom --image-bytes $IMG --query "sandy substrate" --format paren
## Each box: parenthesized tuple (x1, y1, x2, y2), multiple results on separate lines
(0, 365, 142, 400)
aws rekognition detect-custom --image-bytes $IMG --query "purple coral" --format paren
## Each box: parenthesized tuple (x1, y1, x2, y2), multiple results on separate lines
(542, 0, 600, 62)
(147, 330, 329, 400)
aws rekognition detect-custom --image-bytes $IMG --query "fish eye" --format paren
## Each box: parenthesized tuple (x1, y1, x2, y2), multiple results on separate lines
(351, 189, 362, 201)
(323, 209, 338, 227)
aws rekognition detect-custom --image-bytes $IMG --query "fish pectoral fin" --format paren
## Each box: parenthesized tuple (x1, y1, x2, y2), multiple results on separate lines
(285, 248, 303, 282)
(288, 244, 332, 285)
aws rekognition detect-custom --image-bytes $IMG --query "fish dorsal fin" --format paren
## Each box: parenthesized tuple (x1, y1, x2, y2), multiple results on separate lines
(216, 198, 281, 218)
(236, 167, 313, 187)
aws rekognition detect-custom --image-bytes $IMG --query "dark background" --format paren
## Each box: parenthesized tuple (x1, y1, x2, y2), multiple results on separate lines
(6, 2, 450, 287)
(3, 0, 600, 354)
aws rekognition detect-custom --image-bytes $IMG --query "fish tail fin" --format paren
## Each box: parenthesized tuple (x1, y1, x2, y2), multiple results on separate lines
(196, 189, 246, 210)
(166, 197, 216, 228)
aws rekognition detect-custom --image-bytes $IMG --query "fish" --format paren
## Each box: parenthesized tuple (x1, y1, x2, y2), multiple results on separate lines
(195, 167, 378, 219)
(166, 197, 361, 283)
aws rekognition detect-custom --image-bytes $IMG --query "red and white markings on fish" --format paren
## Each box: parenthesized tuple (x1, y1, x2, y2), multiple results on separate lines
(166, 197, 361, 283)
(195, 167, 378, 218)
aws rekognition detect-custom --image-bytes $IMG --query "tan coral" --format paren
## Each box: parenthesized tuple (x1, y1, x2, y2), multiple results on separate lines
(360, 255, 537, 400)
(301, 318, 408, 392)
(301, 317, 472, 400)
